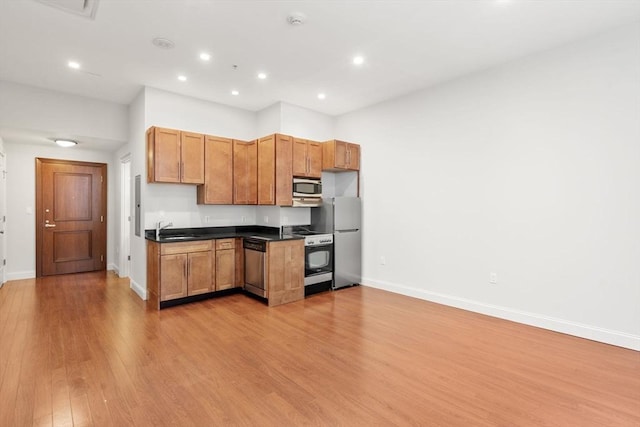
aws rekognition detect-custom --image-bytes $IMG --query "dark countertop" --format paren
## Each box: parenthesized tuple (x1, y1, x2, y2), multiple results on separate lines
(145, 225, 304, 243)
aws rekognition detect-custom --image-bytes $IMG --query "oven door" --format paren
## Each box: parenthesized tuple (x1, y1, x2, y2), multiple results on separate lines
(305, 244, 333, 276)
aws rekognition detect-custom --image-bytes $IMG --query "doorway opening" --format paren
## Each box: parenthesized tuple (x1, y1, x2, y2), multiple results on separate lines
(0, 150, 5, 286)
(120, 154, 131, 278)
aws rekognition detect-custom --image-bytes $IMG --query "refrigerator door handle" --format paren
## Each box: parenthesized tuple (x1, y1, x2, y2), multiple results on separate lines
(336, 229, 359, 233)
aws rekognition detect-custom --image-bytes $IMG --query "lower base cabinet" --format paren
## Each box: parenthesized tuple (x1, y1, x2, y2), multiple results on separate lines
(146, 237, 303, 309)
(266, 239, 304, 307)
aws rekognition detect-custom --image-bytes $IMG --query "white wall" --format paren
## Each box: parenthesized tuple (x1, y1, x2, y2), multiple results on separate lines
(0, 80, 127, 143)
(335, 23, 640, 350)
(280, 102, 334, 141)
(4, 142, 116, 279)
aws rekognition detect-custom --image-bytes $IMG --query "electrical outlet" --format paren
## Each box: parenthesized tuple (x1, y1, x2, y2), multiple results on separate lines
(379, 256, 386, 265)
(489, 272, 497, 284)
(241, 216, 247, 223)
(204, 215, 210, 223)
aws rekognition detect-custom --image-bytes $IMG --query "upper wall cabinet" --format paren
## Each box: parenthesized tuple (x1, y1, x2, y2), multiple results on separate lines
(233, 140, 258, 205)
(257, 134, 293, 206)
(293, 138, 322, 178)
(323, 140, 360, 172)
(197, 135, 233, 204)
(147, 126, 205, 184)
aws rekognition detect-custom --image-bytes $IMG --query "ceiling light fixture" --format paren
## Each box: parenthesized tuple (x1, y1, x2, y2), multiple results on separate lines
(177, 75, 187, 82)
(353, 55, 365, 65)
(68, 61, 80, 69)
(231, 90, 239, 96)
(317, 93, 326, 100)
(152, 37, 175, 49)
(257, 72, 267, 80)
(200, 53, 211, 61)
(54, 139, 78, 148)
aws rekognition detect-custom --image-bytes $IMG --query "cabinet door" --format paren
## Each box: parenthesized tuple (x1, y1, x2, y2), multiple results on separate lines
(160, 253, 188, 301)
(149, 127, 181, 183)
(307, 141, 323, 178)
(198, 136, 233, 204)
(180, 132, 205, 184)
(292, 138, 308, 177)
(216, 248, 236, 291)
(275, 134, 293, 206)
(267, 240, 304, 307)
(257, 135, 275, 205)
(233, 140, 257, 204)
(346, 143, 360, 171)
(334, 141, 348, 169)
(187, 251, 213, 296)
(234, 238, 244, 288)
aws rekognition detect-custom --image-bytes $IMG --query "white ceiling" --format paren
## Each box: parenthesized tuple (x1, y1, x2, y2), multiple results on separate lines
(1, 0, 639, 137)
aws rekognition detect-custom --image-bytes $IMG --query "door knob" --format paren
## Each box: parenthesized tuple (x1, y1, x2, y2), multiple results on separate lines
(44, 224, 56, 228)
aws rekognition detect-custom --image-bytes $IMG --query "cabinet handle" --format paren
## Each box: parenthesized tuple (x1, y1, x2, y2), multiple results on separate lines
(307, 157, 310, 173)
(270, 184, 274, 201)
(184, 260, 187, 278)
(347, 149, 351, 166)
(181, 161, 184, 180)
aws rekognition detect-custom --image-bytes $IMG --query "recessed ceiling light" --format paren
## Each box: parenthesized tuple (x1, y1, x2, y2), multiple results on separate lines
(152, 37, 175, 49)
(257, 72, 267, 80)
(317, 93, 326, 100)
(177, 75, 187, 82)
(54, 139, 77, 148)
(200, 52, 211, 61)
(353, 55, 364, 65)
(231, 90, 239, 96)
(68, 61, 80, 69)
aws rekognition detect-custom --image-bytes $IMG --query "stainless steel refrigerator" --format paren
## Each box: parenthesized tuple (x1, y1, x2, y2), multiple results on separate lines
(312, 197, 361, 289)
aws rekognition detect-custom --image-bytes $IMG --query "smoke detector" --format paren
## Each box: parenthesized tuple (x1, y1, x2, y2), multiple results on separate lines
(287, 12, 306, 26)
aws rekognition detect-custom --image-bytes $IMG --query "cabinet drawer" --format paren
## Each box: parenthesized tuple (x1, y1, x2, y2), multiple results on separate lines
(215, 239, 236, 250)
(161, 240, 212, 255)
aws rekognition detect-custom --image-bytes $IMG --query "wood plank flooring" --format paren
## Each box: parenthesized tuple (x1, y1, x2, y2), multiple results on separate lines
(0, 271, 638, 426)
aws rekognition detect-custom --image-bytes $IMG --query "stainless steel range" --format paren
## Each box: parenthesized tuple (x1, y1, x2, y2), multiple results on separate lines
(290, 229, 334, 295)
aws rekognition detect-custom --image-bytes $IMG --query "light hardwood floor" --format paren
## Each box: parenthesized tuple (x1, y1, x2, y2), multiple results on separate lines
(0, 271, 638, 426)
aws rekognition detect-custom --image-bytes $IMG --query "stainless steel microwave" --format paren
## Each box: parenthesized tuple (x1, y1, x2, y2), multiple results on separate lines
(293, 178, 322, 207)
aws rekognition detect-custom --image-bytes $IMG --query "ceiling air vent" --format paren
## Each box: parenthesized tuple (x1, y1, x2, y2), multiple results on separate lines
(34, 0, 100, 20)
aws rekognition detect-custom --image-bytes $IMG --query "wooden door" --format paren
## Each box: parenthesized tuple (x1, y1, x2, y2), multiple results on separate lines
(233, 140, 257, 204)
(215, 249, 235, 291)
(307, 141, 323, 177)
(347, 143, 360, 171)
(292, 138, 308, 177)
(160, 254, 188, 300)
(147, 127, 180, 183)
(36, 158, 107, 277)
(198, 136, 233, 204)
(257, 135, 275, 205)
(180, 131, 205, 184)
(267, 240, 304, 307)
(275, 134, 293, 206)
(334, 141, 348, 169)
(187, 251, 213, 296)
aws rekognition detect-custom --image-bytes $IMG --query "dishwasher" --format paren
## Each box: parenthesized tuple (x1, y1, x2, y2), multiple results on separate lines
(243, 237, 268, 298)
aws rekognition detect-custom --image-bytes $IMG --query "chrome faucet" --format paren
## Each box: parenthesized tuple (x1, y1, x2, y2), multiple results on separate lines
(156, 221, 173, 240)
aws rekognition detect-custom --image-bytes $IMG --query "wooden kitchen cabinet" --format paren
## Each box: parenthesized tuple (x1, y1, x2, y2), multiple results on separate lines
(146, 126, 205, 184)
(233, 140, 258, 204)
(148, 240, 214, 303)
(293, 138, 322, 178)
(257, 134, 293, 206)
(197, 135, 233, 204)
(234, 237, 244, 288)
(267, 239, 304, 307)
(215, 239, 236, 291)
(322, 140, 360, 171)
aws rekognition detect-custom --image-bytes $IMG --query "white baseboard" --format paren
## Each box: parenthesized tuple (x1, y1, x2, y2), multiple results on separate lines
(108, 263, 118, 275)
(363, 278, 640, 351)
(7, 270, 36, 281)
(130, 278, 147, 300)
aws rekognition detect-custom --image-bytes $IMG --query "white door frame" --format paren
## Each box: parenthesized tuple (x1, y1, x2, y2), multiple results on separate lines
(119, 154, 132, 278)
(0, 150, 6, 287)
